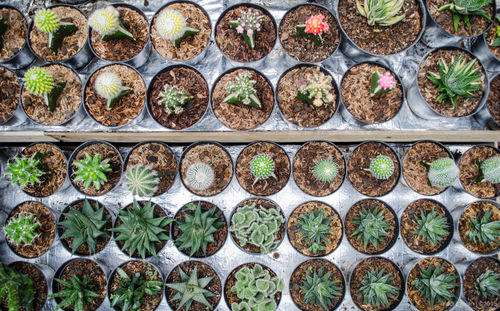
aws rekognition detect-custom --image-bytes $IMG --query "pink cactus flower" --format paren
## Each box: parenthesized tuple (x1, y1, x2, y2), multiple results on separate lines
(236, 25, 244, 34)
(305, 14, 329, 35)
(378, 72, 395, 90)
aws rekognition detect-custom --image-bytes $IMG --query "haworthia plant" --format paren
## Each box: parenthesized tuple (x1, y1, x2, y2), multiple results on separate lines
(155, 9, 199, 48)
(295, 208, 335, 254)
(466, 210, 500, 247)
(301, 267, 342, 310)
(350, 205, 394, 250)
(359, 268, 400, 308)
(89, 6, 135, 41)
(438, 0, 493, 31)
(412, 207, 449, 246)
(356, 0, 405, 27)
(49, 275, 100, 311)
(34, 9, 77, 53)
(411, 263, 458, 307)
(475, 269, 500, 298)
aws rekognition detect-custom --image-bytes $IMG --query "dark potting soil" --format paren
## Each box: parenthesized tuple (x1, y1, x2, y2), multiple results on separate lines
(0, 7, 27, 61)
(0, 67, 19, 123)
(459, 145, 500, 199)
(486, 74, 500, 124)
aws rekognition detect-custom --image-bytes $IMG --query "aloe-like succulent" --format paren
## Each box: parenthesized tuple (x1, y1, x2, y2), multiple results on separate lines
(230, 202, 284, 254)
(125, 165, 160, 197)
(49, 274, 100, 311)
(296, 73, 335, 107)
(490, 14, 500, 46)
(475, 156, 500, 184)
(475, 269, 500, 298)
(438, 0, 493, 32)
(185, 162, 215, 191)
(465, 210, 500, 247)
(301, 267, 342, 310)
(89, 6, 135, 41)
(58, 199, 110, 255)
(230, 9, 264, 49)
(411, 263, 458, 307)
(295, 208, 335, 254)
(223, 71, 261, 109)
(359, 268, 400, 308)
(356, 0, 405, 28)
(72, 153, 112, 191)
(110, 266, 163, 311)
(312, 159, 338, 183)
(34, 9, 77, 53)
(159, 84, 193, 115)
(5, 152, 45, 189)
(175, 202, 224, 257)
(165, 265, 217, 311)
(296, 14, 329, 46)
(230, 264, 284, 311)
(94, 71, 132, 109)
(0, 263, 36, 311)
(362, 154, 394, 180)
(370, 71, 396, 97)
(412, 207, 449, 246)
(24, 67, 66, 112)
(351, 205, 394, 250)
(421, 157, 459, 187)
(156, 9, 199, 48)
(426, 55, 483, 108)
(111, 199, 174, 258)
(0, 18, 7, 50)
(250, 154, 276, 185)
(4, 213, 40, 246)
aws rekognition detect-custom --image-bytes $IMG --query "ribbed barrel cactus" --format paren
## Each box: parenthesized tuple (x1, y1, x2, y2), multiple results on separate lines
(159, 84, 193, 115)
(125, 165, 160, 197)
(362, 154, 394, 180)
(24, 67, 66, 112)
(296, 73, 335, 107)
(223, 71, 261, 109)
(89, 6, 135, 41)
(296, 14, 329, 46)
(94, 71, 132, 109)
(34, 9, 77, 53)
(156, 9, 199, 48)
(185, 162, 215, 191)
(312, 159, 338, 183)
(230, 9, 264, 49)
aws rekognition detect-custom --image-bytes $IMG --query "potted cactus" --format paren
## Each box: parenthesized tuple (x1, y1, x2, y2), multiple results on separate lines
(0, 5, 30, 67)
(211, 68, 274, 131)
(289, 259, 345, 311)
(179, 142, 233, 196)
(463, 257, 500, 311)
(287, 201, 343, 257)
(4, 201, 55, 258)
(276, 65, 339, 127)
(215, 4, 276, 63)
(147, 65, 209, 130)
(458, 145, 499, 198)
(0, 65, 19, 124)
(278, 4, 339, 62)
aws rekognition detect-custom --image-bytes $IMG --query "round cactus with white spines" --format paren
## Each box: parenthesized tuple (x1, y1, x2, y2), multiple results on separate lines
(34, 9, 77, 53)
(185, 162, 214, 191)
(94, 71, 132, 109)
(23, 67, 66, 112)
(89, 6, 135, 41)
(250, 154, 276, 184)
(312, 159, 338, 183)
(35, 9, 60, 34)
(125, 164, 160, 197)
(156, 9, 199, 48)
(364, 154, 394, 180)
(427, 157, 459, 187)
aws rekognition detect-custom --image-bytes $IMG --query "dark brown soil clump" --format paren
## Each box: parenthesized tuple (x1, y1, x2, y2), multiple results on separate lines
(0, 7, 27, 61)
(486, 74, 500, 124)
(463, 257, 500, 311)
(0, 67, 19, 123)
(1, 262, 47, 311)
(459, 145, 500, 199)
(458, 201, 500, 254)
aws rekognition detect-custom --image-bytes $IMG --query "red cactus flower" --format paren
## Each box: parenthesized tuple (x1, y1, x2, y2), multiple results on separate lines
(305, 14, 329, 35)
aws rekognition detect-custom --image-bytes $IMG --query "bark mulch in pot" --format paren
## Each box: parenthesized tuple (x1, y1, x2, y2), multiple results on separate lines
(290, 259, 345, 311)
(338, 0, 422, 55)
(486, 75, 500, 124)
(21, 64, 81, 125)
(212, 68, 274, 130)
(428, 0, 494, 37)
(400, 199, 452, 255)
(459, 145, 500, 199)
(341, 63, 402, 123)
(407, 257, 460, 311)
(486, 17, 500, 59)
(418, 48, 486, 117)
(347, 141, 400, 197)
(90, 5, 148, 62)
(180, 142, 233, 196)
(345, 199, 398, 255)
(287, 201, 342, 257)
(0, 66, 19, 124)
(148, 66, 208, 130)
(21, 143, 66, 197)
(29, 6, 88, 62)
(350, 257, 404, 311)
(0, 7, 27, 62)
(166, 260, 221, 311)
(463, 257, 500, 311)
(278, 5, 339, 63)
(151, 2, 211, 61)
(172, 201, 227, 257)
(236, 142, 290, 196)
(293, 141, 345, 197)
(70, 142, 122, 196)
(458, 200, 500, 254)
(277, 66, 338, 127)
(85, 64, 145, 127)
(6, 201, 55, 258)
(402, 141, 453, 195)
(1, 262, 47, 311)
(109, 261, 163, 311)
(215, 5, 276, 63)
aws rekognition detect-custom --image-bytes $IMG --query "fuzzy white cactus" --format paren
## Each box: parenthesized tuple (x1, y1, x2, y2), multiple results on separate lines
(424, 158, 459, 188)
(156, 9, 199, 48)
(89, 6, 135, 41)
(185, 162, 214, 191)
(477, 156, 500, 184)
(94, 71, 132, 109)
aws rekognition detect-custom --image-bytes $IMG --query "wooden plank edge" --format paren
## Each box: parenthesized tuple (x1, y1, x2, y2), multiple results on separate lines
(0, 131, 59, 143)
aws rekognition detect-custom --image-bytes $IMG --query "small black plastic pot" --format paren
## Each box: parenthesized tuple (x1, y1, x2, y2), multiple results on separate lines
(471, 8, 500, 72)
(0, 5, 35, 69)
(475, 71, 500, 129)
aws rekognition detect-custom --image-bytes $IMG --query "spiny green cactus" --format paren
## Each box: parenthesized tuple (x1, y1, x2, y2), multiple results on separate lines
(250, 154, 276, 185)
(362, 154, 394, 180)
(230, 9, 264, 49)
(351, 205, 394, 251)
(223, 71, 261, 109)
(230, 202, 284, 254)
(295, 208, 335, 254)
(230, 264, 284, 311)
(356, 0, 405, 28)
(465, 210, 500, 247)
(296, 73, 335, 107)
(159, 84, 193, 115)
(34, 9, 77, 53)
(370, 71, 396, 97)
(427, 55, 483, 108)
(312, 159, 338, 183)
(4, 213, 40, 245)
(110, 266, 163, 311)
(296, 14, 330, 46)
(185, 162, 215, 191)
(475, 269, 500, 298)
(94, 71, 132, 109)
(49, 274, 100, 311)
(89, 6, 135, 42)
(421, 157, 459, 188)
(439, 0, 493, 32)
(475, 156, 500, 184)
(175, 202, 224, 257)
(411, 263, 458, 307)
(156, 9, 199, 48)
(412, 207, 449, 246)
(301, 267, 342, 311)
(359, 268, 400, 308)
(490, 14, 500, 46)
(0, 263, 36, 311)
(0, 18, 7, 50)
(166, 265, 216, 311)
(24, 67, 66, 112)
(125, 165, 160, 197)
(5, 152, 45, 189)
(111, 199, 174, 258)
(72, 153, 112, 191)
(58, 199, 110, 255)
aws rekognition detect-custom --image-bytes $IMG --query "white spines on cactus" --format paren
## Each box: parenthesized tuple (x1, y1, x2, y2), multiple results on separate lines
(250, 154, 276, 184)
(159, 84, 193, 115)
(363, 154, 394, 180)
(185, 162, 214, 191)
(479, 156, 500, 184)
(23, 67, 66, 112)
(312, 159, 338, 183)
(34, 9, 77, 53)
(125, 164, 160, 197)
(156, 9, 199, 48)
(223, 71, 261, 109)
(89, 6, 135, 41)
(427, 157, 459, 187)
(94, 71, 132, 109)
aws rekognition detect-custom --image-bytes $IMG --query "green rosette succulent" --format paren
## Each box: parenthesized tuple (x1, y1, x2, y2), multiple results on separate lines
(34, 9, 77, 53)
(438, 0, 493, 31)
(295, 208, 335, 254)
(0, 263, 36, 311)
(466, 210, 500, 247)
(350, 205, 394, 251)
(23, 67, 66, 112)
(89, 6, 135, 41)
(4, 213, 40, 245)
(412, 207, 449, 246)
(301, 267, 342, 310)
(49, 275, 100, 311)
(356, 0, 405, 28)
(475, 269, 500, 298)
(72, 153, 112, 191)
(223, 71, 261, 109)
(5, 152, 45, 189)
(411, 263, 458, 307)
(359, 268, 400, 308)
